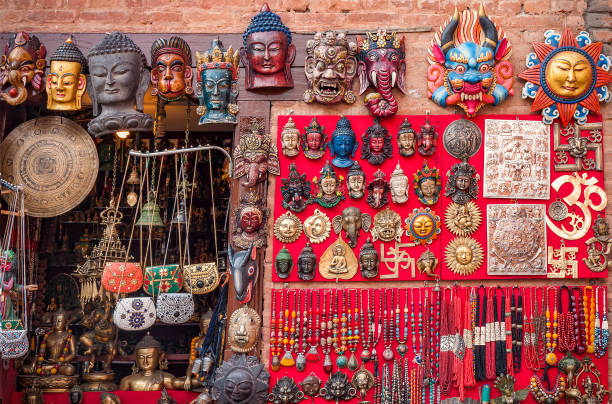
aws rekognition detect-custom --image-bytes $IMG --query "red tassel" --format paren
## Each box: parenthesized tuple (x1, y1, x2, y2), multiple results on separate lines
(486, 290, 496, 380)
(463, 296, 476, 389)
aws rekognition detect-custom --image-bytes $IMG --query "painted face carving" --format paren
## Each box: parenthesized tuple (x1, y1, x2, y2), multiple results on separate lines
(444, 161, 480, 205)
(416, 116, 438, 156)
(413, 162, 441, 205)
(307, 132, 322, 150)
(241, 4, 295, 89)
(297, 243, 317, 281)
(545, 51, 592, 99)
(428, 6, 513, 117)
(301, 117, 328, 160)
(150, 36, 193, 101)
(281, 117, 300, 157)
(233, 120, 280, 187)
(346, 161, 366, 199)
(196, 39, 239, 124)
(228, 307, 261, 353)
(232, 191, 269, 250)
(361, 118, 393, 165)
(313, 160, 344, 208)
(227, 244, 258, 304)
(0, 32, 46, 106)
(46, 37, 87, 111)
(359, 239, 379, 279)
(240, 212, 262, 234)
(356, 29, 407, 117)
(224, 369, 254, 402)
(281, 163, 314, 213)
(366, 170, 390, 209)
(405, 208, 441, 245)
(304, 31, 357, 104)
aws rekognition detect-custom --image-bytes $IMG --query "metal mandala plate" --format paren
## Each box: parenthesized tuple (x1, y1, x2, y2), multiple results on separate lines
(442, 119, 482, 160)
(548, 200, 568, 222)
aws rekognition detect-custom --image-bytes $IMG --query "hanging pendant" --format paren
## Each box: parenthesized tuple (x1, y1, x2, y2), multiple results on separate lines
(396, 343, 407, 357)
(280, 350, 295, 367)
(306, 345, 320, 362)
(360, 349, 371, 362)
(323, 353, 333, 373)
(296, 352, 306, 371)
(271, 354, 281, 371)
(347, 352, 359, 371)
(413, 353, 422, 364)
(383, 348, 394, 361)
(548, 199, 568, 221)
(336, 354, 348, 368)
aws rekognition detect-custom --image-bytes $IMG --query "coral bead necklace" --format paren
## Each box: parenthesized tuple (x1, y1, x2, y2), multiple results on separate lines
(583, 286, 595, 354)
(572, 287, 587, 355)
(558, 286, 576, 353)
(545, 287, 559, 366)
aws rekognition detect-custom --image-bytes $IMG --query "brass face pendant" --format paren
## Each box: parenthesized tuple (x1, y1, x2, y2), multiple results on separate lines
(444, 237, 484, 276)
(280, 117, 301, 157)
(319, 238, 358, 280)
(404, 207, 441, 245)
(227, 306, 261, 353)
(274, 211, 302, 243)
(303, 209, 331, 244)
(417, 249, 438, 278)
(444, 201, 482, 237)
(351, 366, 375, 400)
(371, 207, 403, 242)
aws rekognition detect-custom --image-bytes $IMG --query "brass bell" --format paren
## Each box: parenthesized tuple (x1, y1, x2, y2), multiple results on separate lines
(126, 167, 139, 185)
(171, 200, 186, 224)
(136, 198, 164, 227)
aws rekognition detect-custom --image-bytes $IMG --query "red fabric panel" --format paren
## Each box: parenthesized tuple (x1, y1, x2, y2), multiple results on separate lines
(12, 390, 199, 404)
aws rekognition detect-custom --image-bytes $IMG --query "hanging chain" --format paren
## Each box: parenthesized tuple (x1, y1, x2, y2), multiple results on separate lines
(110, 143, 118, 201)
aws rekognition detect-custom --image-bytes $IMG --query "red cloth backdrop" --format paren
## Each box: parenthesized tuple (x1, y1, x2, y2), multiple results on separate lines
(268, 286, 609, 404)
(272, 114, 606, 281)
(12, 390, 199, 404)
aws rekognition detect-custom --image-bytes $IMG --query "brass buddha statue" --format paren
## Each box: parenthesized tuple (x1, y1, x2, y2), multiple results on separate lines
(20, 308, 78, 392)
(119, 333, 186, 391)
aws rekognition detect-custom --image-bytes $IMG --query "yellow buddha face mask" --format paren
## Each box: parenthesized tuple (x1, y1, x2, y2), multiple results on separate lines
(545, 50, 593, 99)
(46, 37, 87, 111)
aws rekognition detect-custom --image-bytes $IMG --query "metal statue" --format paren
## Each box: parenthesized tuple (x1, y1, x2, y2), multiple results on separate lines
(319, 238, 358, 280)
(397, 118, 416, 157)
(211, 354, 270, 404)
(351, 366, 375, 402)
(319, 371, 357, 403)
(280, 117, 300, 157)
(228, 307, 261, 353)
(274, 246, 293, 279)
(491, 375, 529, 404)
(371, 207, 403, 242)
(273, 211, 302, 243)
(268, 376, 304, 404)
(300, 373, 322, 403)
(297, 243, 317, 281)
(444, 161, 480, 205)
(444, 201, 482, 237)
(150, 36, 193, 101)
(417, 249, 438, 278)
(444, 237, 484, 276)
(443, 119, 482, 161)
(303, 209, 331, 244)
(332, 207, 372, 248)
(329, 116, 358, 168)
(359, 239, 379, 279)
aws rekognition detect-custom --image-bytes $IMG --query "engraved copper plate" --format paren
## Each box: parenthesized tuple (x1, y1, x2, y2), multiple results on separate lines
(1, 116, 99, 217)
(487, 204, 547, 276)
(483, 119, 550, 199)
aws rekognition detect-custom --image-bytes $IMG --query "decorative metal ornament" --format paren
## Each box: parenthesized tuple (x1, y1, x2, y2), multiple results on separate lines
(228, 307, 261, 353)
(547, 240, 578, 278)
(297, 243, 317, 281)
(548, 199, 569, 222)
(46, 36, 87, 111)
(195, 39, 240, 124)
(319, 371, 357, 403)
(303, 209, 331, 244)
(417, 249, 438, 278)
(228, 244, 259, 304)
(444, 161, 480, 205)
(0, 116, 98, 217)
(268, 377, 304, 404)
(356, 29, 407, 117)
(211, 354, 270, 404)
(484, 119, 550, 199)
(346, 161, 366, 199)
(487, 204, 547, 276)
(358, 239, 379, 279)
(404, 207, 441, 245)
(157, 388, 177, 404)
(445, 201, 482, 237)
(491, 375, 530, 404)
(553, 122, 603, 171)
(0, 31, 46, 106)
(380, 242, 416, 279)
(366, 169, 390, 209)
(443, 119, 482, 160)
(240, 4, 295, 90)
(304, 32, 357, 105)
(351, 366, 375, 401)
(232, 191, 269, 249)
(301, 117, 328, 160)
(389, 162, 409, 204)
(233, 119, 280, 187)
(300, 373, 322, 403)
(150, 36, 193, 102)
(87, 32, 153, 137)
(545, 173, 607, 240)
(281, 162, 314, 212)
(361, 118, 393, 165)
(332, 207, 372, 248)
(416, 115, 438, 156)
(280, 117, 300, 157)
(427, 6, 513, 117)
(313, 161, 345, 208)
(371, 207, 403, 242)
(519, 29, 612, 126)
(319, 238, 358, 280)
(413, 162, 441, 206)
(274, 211, 302, 243)
(329, 117, 359, 168)
(583, 215, 612, 273)
(274, 246, 293, 279)
(444, 237, 484, 276)
(397, 118, 416, 157)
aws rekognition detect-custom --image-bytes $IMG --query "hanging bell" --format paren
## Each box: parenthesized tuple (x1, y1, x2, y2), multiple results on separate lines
(136, 198, 165, 227)
(127, 167, 139, 185)
(171, 201, 186, 224)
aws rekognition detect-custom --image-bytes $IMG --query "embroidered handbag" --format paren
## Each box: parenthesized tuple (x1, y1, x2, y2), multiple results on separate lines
(113, 297, 156, 331)
(0, 320, 28, 359)
(143, 265, 183, 296)
(183, 263, 219, 295)
(156, 293, 194, 324)
(101, 262, 143, 293)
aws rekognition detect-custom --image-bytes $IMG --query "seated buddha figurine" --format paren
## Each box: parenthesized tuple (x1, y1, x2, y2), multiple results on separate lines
(119, 333, 186, 391)
(21, 308, 78, 391)
(329, 244, 348, 274)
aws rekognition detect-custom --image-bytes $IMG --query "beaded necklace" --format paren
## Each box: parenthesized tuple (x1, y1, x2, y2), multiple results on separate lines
(295, 290, 307, 371)
(524, 288, 539, 371)
(347, 289, 360, 371)
(306, 289, 321, 362)
(381, 362, 392, 404)
(322, 291, 333, 373)
(485, 288, 496, 379)
(545, 287, 559, 365)
(335, 289, 349, 368)
(34, 330, 73, 376)
(402, 357, 410, 404)
(594, 286, 608, 358)
(534, 287, 546, 368)
(280, 290, 295, 367)
(372, 288, 383, 365)
(557, 286, 576, 353)
(383, 289, 394, 361)
(583, 286, 595, 354)
(504, 289, 513, 372)
(429, 284, 441, 404)
(529, 367, 567, 403)
(396, 289, 409, 357)
(391, 358, 400, 402)
(463, 289, 476, 389)
(270, 290, 281, 371)
(572, 287, 587, 355)
(474, 285, 486, 381)
(511, 287, 524, 374)
(493, 287, 507, 375)
(439, 288, 452, 396)
(411, 288, 422, 363)
(359, 289, 369, 361)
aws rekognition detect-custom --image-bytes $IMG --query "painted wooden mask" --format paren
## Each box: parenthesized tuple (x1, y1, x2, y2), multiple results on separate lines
(0, 31, 46, 106)
(150, 36, 193, 102)
(46, 37, 86, 111)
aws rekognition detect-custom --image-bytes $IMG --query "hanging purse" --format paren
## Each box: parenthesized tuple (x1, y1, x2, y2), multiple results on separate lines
(143, 264, 183, 296)
(0, 320, 28, 359)
(183, 263, 219, 295)
(113, 297, 156, 331)
(156, 293, 194, 324)
(101, 262, 143, 293)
